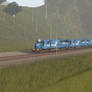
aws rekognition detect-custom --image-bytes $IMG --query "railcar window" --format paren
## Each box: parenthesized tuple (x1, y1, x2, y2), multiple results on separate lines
(73, 40, 77, 43)
(47, 40, 52, 44)
(81, 40, 86, 42)
(87, 40, 90, 42)
(61, 40, 71, 43)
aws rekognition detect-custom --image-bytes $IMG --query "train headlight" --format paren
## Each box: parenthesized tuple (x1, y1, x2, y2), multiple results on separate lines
(37, 39, 41, 42)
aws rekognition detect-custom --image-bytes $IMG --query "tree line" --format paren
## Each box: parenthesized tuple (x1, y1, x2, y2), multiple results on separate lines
(4, 2, 22, 16)
(0, 0, 22, 16)
(0, 0, 6, 4)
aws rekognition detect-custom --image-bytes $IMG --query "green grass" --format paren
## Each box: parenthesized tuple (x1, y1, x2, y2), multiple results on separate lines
(41, 70, 92, 92)
(0, 53, 92, 92)
(0, 0, 92, 51)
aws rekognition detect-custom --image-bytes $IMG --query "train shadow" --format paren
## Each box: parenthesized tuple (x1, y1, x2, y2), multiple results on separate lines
(19, 50, 35, 54)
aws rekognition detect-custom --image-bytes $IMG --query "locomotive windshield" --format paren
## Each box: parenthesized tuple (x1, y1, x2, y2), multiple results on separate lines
(37, 39, 42, 43)
(36, 39, 44, 46)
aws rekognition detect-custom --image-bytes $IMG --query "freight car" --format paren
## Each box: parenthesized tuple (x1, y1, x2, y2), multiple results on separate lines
(32, 39, 92, 52)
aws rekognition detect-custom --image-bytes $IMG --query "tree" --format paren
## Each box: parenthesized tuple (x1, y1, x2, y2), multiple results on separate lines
(0, 0, 6, 4)
(4, 2, 22, 16)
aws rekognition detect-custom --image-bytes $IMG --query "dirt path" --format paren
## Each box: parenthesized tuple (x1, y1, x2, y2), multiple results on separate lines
(0, 48, 92, 68)
(0, 51, 29, 57)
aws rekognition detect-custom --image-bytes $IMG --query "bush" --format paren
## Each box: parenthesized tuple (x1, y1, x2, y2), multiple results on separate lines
(4, 2, 22, 16)
(0, 0, 6, 4)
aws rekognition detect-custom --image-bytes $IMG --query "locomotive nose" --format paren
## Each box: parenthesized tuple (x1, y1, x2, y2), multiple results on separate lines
(35, 43, 41, 48)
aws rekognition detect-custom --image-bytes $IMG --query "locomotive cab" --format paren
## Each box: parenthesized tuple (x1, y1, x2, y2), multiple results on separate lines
(35, 39, 44, 49)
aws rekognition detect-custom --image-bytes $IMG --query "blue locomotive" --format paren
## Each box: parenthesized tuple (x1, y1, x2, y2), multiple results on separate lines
(32, 39, 92, 52)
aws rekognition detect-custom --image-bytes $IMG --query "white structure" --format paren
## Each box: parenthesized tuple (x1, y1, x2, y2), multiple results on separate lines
(2, 0, 45, 8)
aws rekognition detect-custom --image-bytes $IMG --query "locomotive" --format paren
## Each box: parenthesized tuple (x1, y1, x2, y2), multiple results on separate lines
(32, 39, 92, 52)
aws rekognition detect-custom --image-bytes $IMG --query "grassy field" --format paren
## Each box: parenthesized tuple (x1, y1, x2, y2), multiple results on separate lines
(0, 53, 92, 92)
(41, 70, 92, 92)
(0, 0, 92, 51)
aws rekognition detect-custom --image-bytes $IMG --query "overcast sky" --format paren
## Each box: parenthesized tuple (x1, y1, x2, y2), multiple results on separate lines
(6, 0, 45, 7)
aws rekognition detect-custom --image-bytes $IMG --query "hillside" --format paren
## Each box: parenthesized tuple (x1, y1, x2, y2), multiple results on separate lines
(0, 0, 92, 51)
(0, 53, 92, 92)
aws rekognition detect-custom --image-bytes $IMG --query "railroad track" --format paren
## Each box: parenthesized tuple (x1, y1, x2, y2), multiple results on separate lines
(0, 46, 92, 62)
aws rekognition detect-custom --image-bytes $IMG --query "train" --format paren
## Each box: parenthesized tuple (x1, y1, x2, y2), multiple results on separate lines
(32, 39, 92, 52)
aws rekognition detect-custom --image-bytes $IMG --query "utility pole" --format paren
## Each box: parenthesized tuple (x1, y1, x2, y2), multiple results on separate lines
(45, 0, 48, 19)
(50, 24, 52, 39)
(31, 8, 34, 23)
(55, 24, 58, 56)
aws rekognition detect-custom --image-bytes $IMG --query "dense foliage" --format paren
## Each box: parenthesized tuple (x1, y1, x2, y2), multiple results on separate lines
(4, 2, 22, 15)
(0, 0, 6, 4)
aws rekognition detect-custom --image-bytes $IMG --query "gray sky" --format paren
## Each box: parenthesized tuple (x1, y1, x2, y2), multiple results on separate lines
(6, 0, 45, 7)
